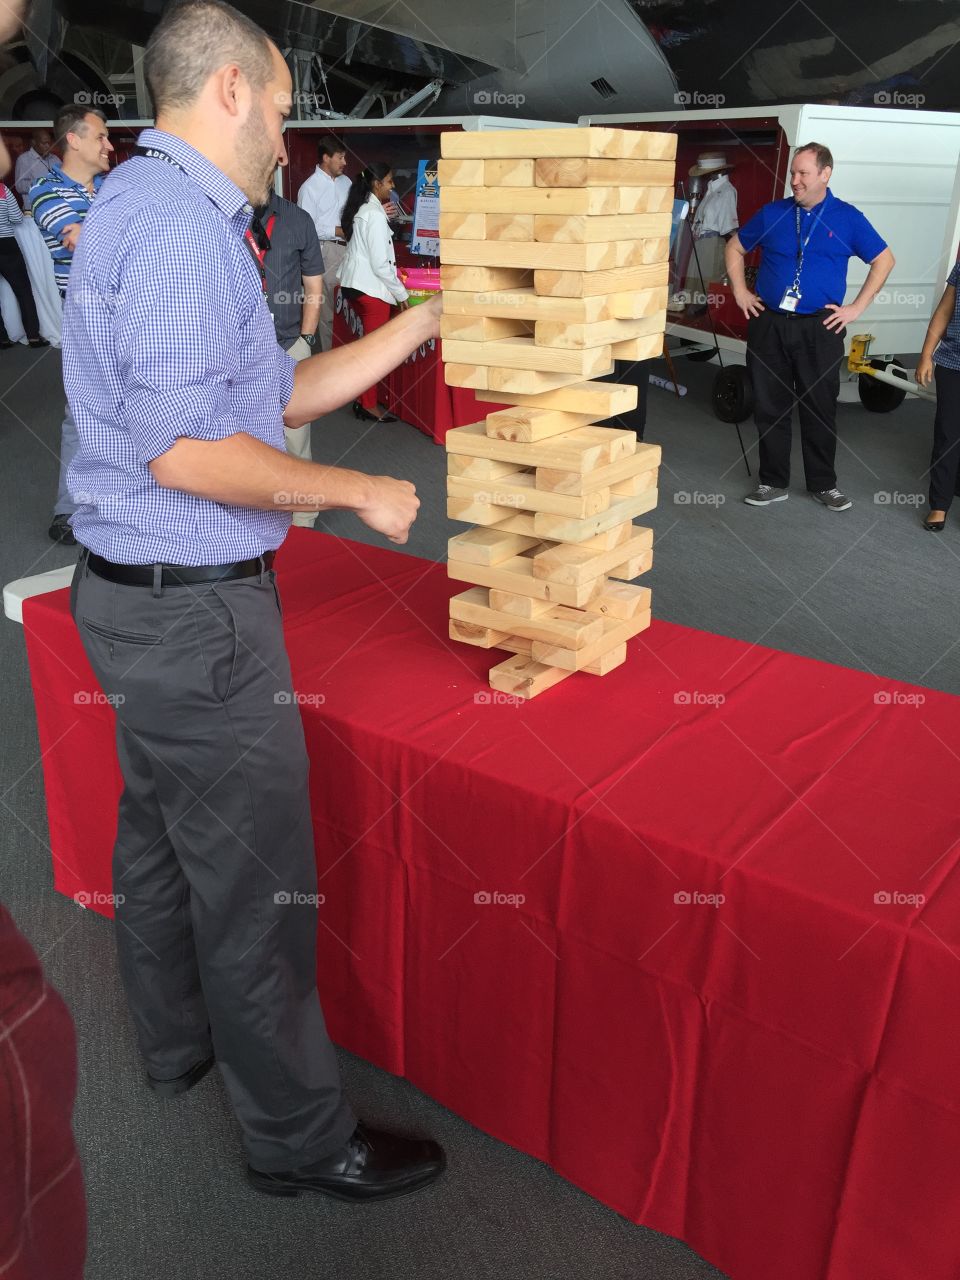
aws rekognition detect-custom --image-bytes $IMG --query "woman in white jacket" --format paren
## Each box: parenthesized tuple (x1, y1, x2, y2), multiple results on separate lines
(338, 162, 409, 422)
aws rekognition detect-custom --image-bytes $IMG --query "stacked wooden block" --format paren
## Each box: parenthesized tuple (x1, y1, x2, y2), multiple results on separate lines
(439, 126, 676, 699)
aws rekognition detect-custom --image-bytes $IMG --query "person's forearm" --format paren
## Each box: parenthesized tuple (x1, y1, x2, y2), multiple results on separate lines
(284, 297, 439, 427)
(920, 299, 954, 359)
(149, 431, 373, 512)
(850, 251, 894, 313)
(300, 294, 321, 335)
(725, 241, 747, 292)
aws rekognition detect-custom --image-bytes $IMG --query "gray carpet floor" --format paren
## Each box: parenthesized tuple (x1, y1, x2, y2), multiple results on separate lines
(1, 340, 952, 1279)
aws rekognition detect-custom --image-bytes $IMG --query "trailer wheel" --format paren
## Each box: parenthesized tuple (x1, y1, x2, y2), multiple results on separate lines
(858, 359, 907, 413)
(713, 366, 754, 423)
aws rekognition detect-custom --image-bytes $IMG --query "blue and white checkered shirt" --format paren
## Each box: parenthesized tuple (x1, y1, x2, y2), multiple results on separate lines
(64, 128, 294, 565)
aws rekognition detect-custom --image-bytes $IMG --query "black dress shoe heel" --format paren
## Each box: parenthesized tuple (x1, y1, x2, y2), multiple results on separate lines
(923, 514, 946, 531)
(352, 401, 398, 423)
(146, 1054, 215, 1098)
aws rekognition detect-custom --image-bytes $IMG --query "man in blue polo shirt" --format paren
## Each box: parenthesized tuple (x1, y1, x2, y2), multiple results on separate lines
(726, 143, 894, 511)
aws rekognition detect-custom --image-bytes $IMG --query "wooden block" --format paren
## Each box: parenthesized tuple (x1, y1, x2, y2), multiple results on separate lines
(532, 529, 653, 587)
(534, 310, 667, 351)
(446, 420, 636, 471)
(582, 643, 627, 675)
(488, 590, 554, 618)
(449, 618, 512, 648)
(481, 379, 639, 417)
(440, 126, 673, 161)
(534, 262, 669, 299)
(442, 287, 608, 325)
(447, 453, 527, 480)
(488, 653, 572, 700)
(440, 314, 532, 342)
(486, 405, 601, 443)
(583, 582, 652, 620)
(531, 610, 652, 671)
(438, 212, 535, 242)
(437, 158, 485, 185)
(534, 213, 672, 243)
(450, 587, 604, 650)
(484, 158, 535, 185)
(447, 472, 611, 519)
(440, 265, 532, 292)
(488, 367, 588, 394)
(534, 490, 658, 543)
(609, 333, 665, 362)
(447, 525, 541, 565)
(609, 549, 653, 581)
(447, 555, 604, 610)
(608, 286, 670, 320)
(611, 469, 658, 497)
(537, 444, 661, 494)
(535, 157, 675, 187)
(440, 238, 666, 272)
(447, 499, 538, 531)
(444, 363, 489, 390)
(578, 521, 634, 551)
(442, 336, 612, 378)
(440, 185, 618, 216)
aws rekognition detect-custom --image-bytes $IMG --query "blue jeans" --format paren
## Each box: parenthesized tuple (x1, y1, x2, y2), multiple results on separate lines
(54, 403, 79, 517)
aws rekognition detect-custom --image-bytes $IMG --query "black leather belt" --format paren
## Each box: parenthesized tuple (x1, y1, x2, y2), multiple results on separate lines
(85, 551, 275, 587)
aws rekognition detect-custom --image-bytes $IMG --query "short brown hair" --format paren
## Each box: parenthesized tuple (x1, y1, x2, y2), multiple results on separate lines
(144, 0, 273, 114)
(53, 105, 106, 150)
(795, 142, 834, 172)
(318, 135, 345, 161)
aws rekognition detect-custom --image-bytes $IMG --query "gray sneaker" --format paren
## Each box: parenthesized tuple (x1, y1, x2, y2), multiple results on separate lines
(811, 488, 852, 511)
(744, 485, 789, 506)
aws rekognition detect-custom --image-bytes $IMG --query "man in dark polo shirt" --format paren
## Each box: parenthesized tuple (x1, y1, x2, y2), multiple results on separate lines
(252, 182, 325, 526)
(726, 142, 894, 511)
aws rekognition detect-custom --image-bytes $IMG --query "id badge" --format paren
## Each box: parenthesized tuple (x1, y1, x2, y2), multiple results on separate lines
(780, 287, 801, 313)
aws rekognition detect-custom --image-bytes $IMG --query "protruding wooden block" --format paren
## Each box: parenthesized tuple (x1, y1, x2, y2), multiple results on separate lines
(442, 336, 612, 378)
(582, 643, 628, 675)
(532, 529, 653, 587)
(444, 362, 489, 390)
(609, 333, 666, 361)
(450, 587, 604, 650)
(447, 452, 527, 480)
(488, 654, 571, 700)
(533, 212, 672, 243)
(447, 554, 604, 610)
(481, 379, 639, 417)
(440, 314, 532, 342)
(536, 157, 675, 187)
(530, 609, 652, 671)
(609, 286, 670, 319)
(534, 262, 669, 298)
(534, 490, 658, 543)
(485, 405, 600, 443)
(447, 472, 611, 519)
(440, 126, 675, 161)
(611, 468, 659, 497)
(488, 589, 554, 618)
(608, 549, 653, 581)
(447, 525, 540, 565)
(534, 310, 667, 351)
(440, 238, 663, 273)
(487, 367, 588, 394)
(438, 212, 536, 242)
(450, 618, 512, 648)
(583, 582, 652, 620)
(437, 158, 485, 185)
(536, 444, 661, 494)
(446, 419, 636, 471)
(447, 499, 538, 532)
(440, 265, 532, 292)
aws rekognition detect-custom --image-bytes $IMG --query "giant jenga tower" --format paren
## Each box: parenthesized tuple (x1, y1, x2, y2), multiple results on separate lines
(439, 127, 676, 699)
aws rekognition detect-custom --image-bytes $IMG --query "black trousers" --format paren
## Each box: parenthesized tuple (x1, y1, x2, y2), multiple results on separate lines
(70, 555, 356, 1171)
(747, 309, 845, 490)
(929, 364, 960, 510)
(596, 358, 652, 439)
(0, 237, 40, 341)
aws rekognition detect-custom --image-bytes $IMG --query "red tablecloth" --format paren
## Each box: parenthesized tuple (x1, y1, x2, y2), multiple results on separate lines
(21, 532, 960, 1280)
(332, 288, 499, 443)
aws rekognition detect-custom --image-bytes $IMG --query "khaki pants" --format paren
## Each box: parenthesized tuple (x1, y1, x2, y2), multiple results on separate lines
(318, 241, 346, 353)
(283, 339, 317, 527)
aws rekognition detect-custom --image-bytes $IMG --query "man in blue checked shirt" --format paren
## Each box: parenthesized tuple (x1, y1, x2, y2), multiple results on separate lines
(66, 0, 444, 1202)
(29, 102, 113, 544)
(726, 143, 894, 512)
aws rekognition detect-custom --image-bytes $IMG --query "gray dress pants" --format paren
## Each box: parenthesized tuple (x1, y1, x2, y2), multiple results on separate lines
(70, 554, 356, 1171)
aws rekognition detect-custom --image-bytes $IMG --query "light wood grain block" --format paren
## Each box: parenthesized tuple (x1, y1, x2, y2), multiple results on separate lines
(534, 310, 667, 351)
(611, 469, 659, 497)
(439, 212, 536, 242)
(444, 364, 586, 394)
(582, 643, 628, 675)
(440, 265, 532, 292)
(534, 489, 658, 543)
(446, 420, 636, 471)
(488, 654, 572, 700)
(443, 363, 490, 390)
(447, 499, 538, 531)
(443, 287, 607, 325)
(485, 405, 597, 442)
(447, 525, 541, 564)
(610, 333, 666, 361)
(440, 126, 675, 161)
(447, 452, 527, 481)
(481, 379, 639, 416)
(442, 336, 612, 378)
(536, 157, 675, 187)
(583, 582, 652, 620)
(531, 610, 652, 671)
(532, 528, 653, 587)
(448, 471, 611, 519)
(437, 158, 485, 185)
(534, 212, 672, 243)
(537, 444, 661, 494)
(441, 185, 621, 216)
(488, 589, 554, 618)
(439, 238, 652, 272)
(608, 549, 653, 581)
(484, 157, 535, 185)
(450, 587, 604, 650)
(578, 521, 634, 551)
(534, 261, 669, 298)
(449, 618, 512, 648)
(447, 555, 604, 610)
(440, 314, 532, 342)
(608, 286, 670, 320)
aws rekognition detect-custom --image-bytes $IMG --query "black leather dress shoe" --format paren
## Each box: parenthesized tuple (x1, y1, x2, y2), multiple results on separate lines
(246, 1122, 446, 1201)
(146, 1054, 215, 1098)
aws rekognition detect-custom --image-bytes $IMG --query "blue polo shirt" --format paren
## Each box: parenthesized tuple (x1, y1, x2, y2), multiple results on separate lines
(738, 188, 887, 315)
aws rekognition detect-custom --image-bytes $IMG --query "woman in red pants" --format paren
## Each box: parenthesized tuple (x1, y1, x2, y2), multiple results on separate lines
(338, 161, 409, 422)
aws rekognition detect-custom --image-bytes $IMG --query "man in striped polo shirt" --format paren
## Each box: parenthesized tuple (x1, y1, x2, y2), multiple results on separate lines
(29, 103, 113, 544)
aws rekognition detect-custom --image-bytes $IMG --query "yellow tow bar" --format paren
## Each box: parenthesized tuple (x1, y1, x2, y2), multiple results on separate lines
(848, 333, 935, 404)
